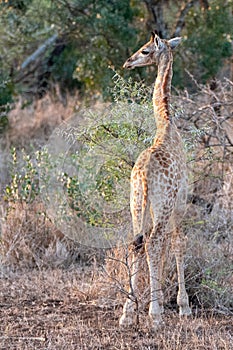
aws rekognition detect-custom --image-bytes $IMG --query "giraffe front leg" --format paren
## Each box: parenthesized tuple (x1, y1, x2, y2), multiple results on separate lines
(119, 296, 137, 326)
(172, 227, 192, 317)
(119, 252, 140, 327)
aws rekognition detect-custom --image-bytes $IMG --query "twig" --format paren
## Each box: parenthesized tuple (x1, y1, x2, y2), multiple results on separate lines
(0, 336, 46, 341)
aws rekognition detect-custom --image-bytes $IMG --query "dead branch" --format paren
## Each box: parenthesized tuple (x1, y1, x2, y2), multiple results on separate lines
(172, 0, 197, 37)
(21, 34, 58, 70)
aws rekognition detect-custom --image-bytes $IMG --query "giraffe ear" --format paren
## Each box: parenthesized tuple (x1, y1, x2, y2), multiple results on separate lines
(168, 37, 182, 50)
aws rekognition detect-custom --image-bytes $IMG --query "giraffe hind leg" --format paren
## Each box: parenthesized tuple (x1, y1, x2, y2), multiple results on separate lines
(120, 170, 150, 326)
(119, 234, 147, 326)
(172, 226, 192, 316)
(119, 250, 141, 326)
(145, 225, 166, 330)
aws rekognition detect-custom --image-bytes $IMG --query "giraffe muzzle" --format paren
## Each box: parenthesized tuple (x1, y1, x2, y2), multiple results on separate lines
(123, 59, 134, 70)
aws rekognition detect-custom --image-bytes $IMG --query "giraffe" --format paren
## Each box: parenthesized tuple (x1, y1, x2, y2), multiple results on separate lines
(119, 32, 192, 329)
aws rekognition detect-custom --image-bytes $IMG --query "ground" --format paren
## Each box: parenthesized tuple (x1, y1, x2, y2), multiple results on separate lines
(0, 267, 232, 350)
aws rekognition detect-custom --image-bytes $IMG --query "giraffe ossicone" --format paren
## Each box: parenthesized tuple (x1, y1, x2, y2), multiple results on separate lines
(119, 32, 191, 329)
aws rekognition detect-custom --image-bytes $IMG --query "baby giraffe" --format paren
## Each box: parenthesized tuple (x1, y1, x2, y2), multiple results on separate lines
(119, 32, 192, 329)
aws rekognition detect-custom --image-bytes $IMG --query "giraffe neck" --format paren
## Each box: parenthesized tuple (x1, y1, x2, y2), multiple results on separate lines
(153, 50, 173, 143)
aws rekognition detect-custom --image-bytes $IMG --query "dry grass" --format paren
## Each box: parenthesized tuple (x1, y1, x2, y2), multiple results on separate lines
(1, 201, 232, 349)
(103, 216, 233, 315)
(0, 201, 102, 269)
(0, 82, 233, 348)
(7, 93, 78, 146)
(0, 267, 232, 350)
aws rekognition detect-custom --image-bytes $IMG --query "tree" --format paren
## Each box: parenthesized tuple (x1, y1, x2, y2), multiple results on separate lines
(184, 0, 233, 82)
(142, 0, 233, 86)
(0, 0, 138, 102)
(0, 0, 232, 114)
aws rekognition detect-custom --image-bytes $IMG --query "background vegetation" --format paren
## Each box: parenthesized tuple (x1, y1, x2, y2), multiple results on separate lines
(0, 1, 232, 348)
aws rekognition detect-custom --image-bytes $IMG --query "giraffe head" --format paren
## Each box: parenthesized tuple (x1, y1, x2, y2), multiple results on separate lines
(123, 32, 181, 70)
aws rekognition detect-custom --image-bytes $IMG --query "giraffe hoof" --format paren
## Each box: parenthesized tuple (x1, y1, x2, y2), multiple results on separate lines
(160, 305, 164, 314)
(179, 306, 192, 317)
(119, 313, 136, 327)
(149, 314, 163, 331)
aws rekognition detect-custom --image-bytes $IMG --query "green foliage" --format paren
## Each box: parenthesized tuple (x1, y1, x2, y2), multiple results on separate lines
(4, 147, 40, 203)
(184, 0, 233, 82)
(72, 1, 138, 97)
(50, 43, 82, 93)
(198, 261, 233, 309)
(111, 71, 152, 105)
(0, 78, 14, 133)
(0, 0, 232, 108)
(0, 0, 139, 101)
(32, 74, 154, 232)
(3, 74, 153, 232)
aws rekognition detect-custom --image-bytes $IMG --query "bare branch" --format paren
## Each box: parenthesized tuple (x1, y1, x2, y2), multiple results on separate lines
(143, 0, 168, 38)
(21, 34, 58, 70)
(172, 0, 198, 37)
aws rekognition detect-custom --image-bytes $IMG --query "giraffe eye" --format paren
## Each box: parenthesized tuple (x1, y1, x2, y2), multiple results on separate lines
(141, 49, 149, 55)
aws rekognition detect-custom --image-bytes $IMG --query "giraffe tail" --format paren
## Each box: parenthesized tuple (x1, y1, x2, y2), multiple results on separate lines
(132, 234, 144, 252)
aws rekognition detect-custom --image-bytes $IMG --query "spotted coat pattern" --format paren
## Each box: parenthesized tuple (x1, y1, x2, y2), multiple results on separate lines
(119, 33, 191, 329)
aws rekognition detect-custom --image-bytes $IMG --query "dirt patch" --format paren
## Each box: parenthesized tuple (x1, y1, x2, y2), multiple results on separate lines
(0, 267, 232, 350)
